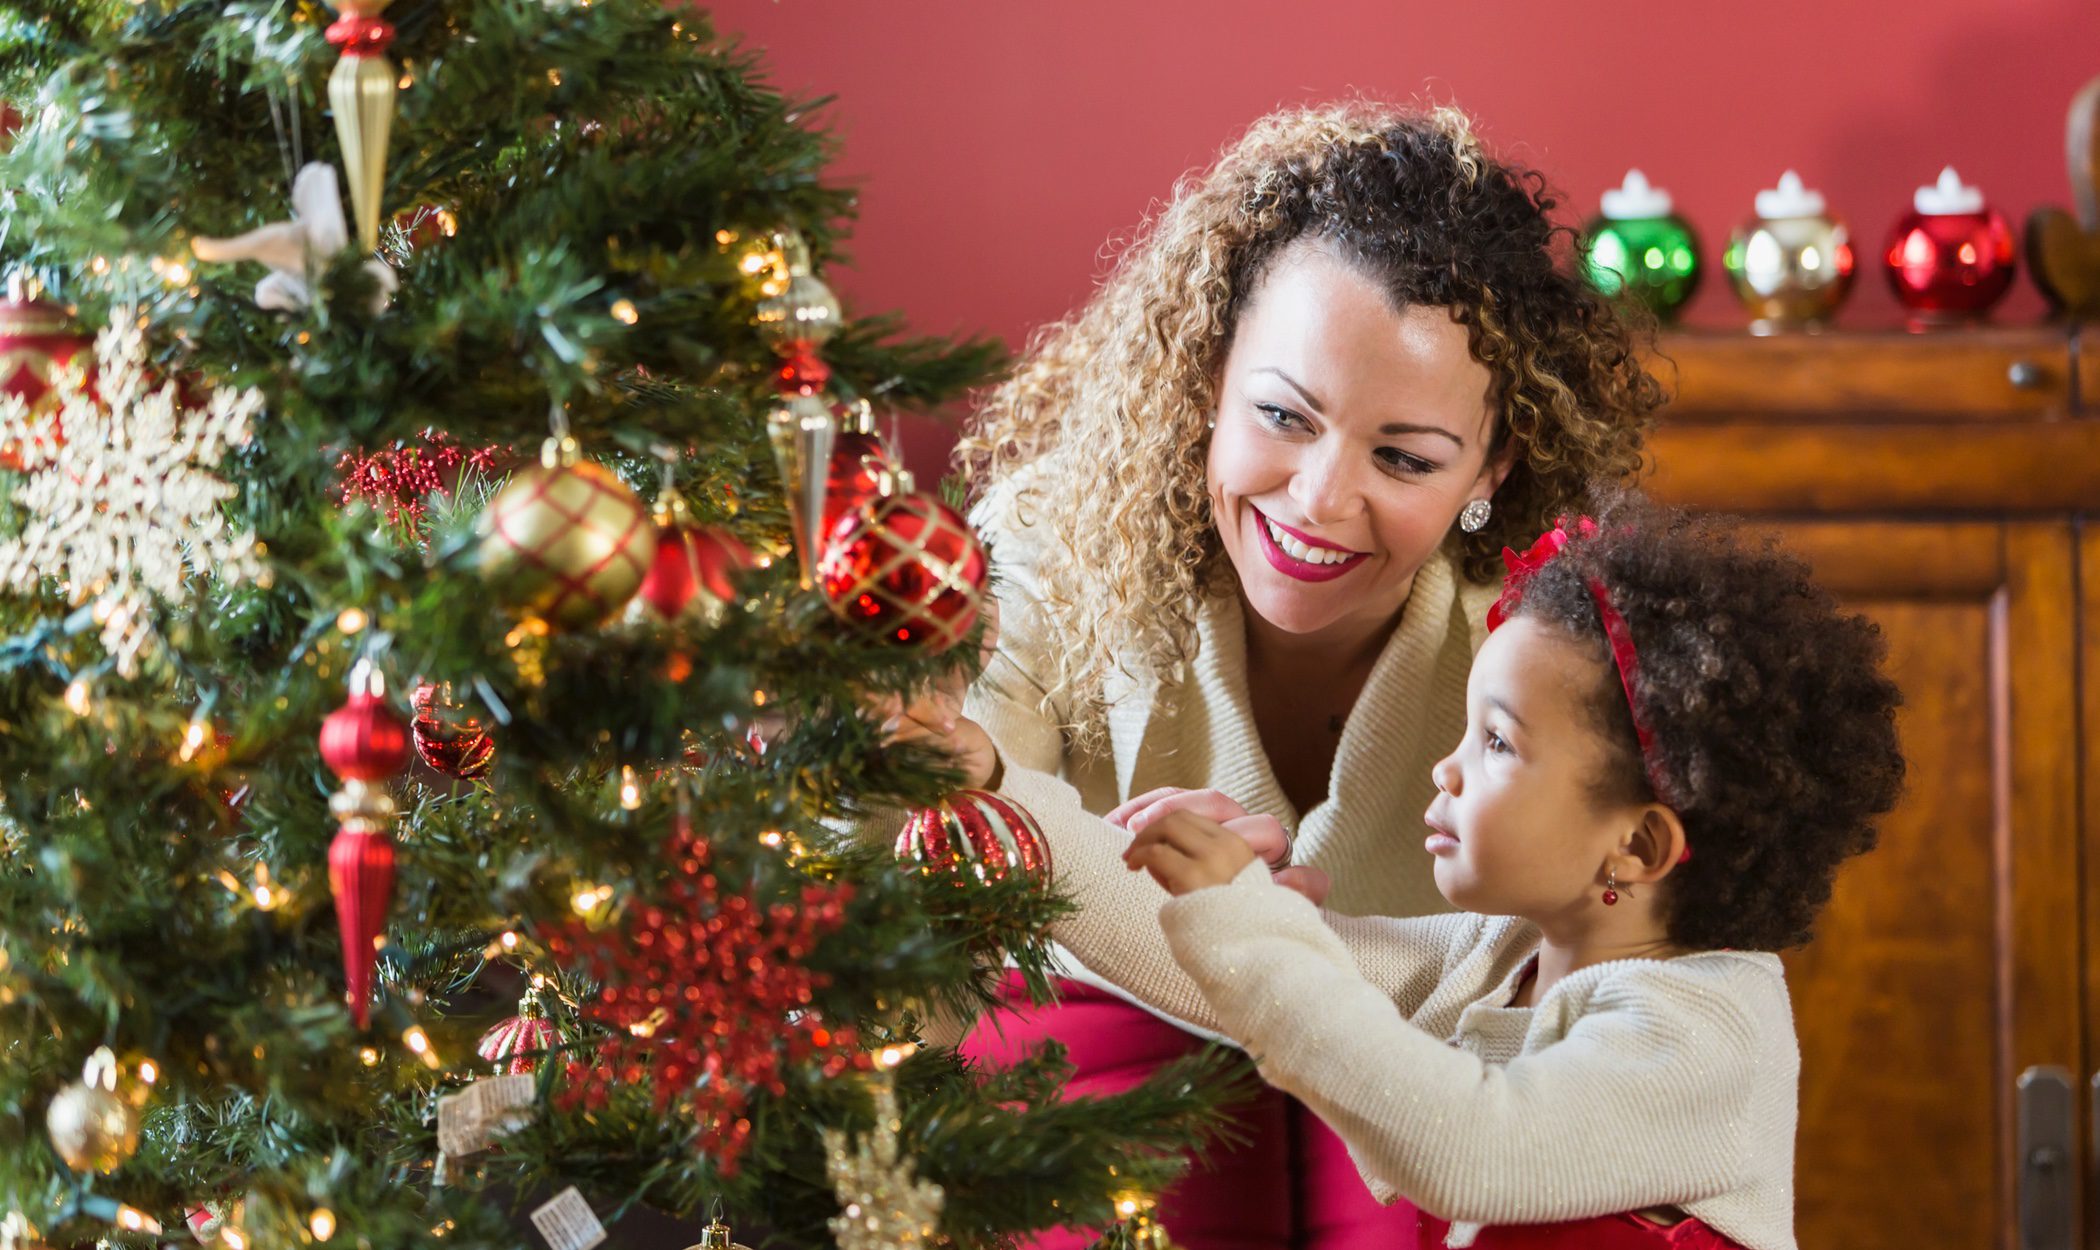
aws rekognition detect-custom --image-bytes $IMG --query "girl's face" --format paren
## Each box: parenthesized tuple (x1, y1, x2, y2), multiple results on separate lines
(1423, 616, 1643, 920)
(1207, 240, 1505, 643)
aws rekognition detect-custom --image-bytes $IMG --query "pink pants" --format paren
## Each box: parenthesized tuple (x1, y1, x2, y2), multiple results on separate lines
(963, 974, 1751, 1250)
(961, 973, 1422, 1250)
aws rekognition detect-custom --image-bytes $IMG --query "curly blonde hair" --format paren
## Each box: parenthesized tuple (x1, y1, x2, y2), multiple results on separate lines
(956, 102, 1661, 745)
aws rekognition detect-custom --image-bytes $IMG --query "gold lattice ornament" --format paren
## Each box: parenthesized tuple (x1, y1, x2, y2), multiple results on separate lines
(477, 434, 654, 631)
(823, 1068, 944, 1250)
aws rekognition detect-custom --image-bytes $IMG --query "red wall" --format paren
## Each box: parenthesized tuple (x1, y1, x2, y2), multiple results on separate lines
(709, 0, 2100, 470)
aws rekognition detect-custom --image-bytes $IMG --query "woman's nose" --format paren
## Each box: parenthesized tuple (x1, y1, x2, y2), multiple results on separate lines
(1288, 442, 1364, 529)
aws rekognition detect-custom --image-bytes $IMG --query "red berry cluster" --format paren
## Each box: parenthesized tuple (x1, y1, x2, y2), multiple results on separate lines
(547, 820, 868, 1173)
(336, 431, 505, 523)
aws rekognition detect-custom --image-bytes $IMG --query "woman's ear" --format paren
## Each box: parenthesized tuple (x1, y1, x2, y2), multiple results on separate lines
(1474, 422, 1517, 498)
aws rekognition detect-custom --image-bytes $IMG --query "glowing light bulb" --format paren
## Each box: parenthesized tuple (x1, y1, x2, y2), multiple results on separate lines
(63, 678, 92, 717)
(611, 299, 639, 325)
(619, 765, 642, 810)
(336, 607, 368, 634)
(310, 1209, 337, 1241)
(401, 1025, 441, 1070)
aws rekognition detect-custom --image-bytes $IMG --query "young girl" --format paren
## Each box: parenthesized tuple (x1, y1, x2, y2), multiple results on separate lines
(1084, 501, 1904, 1249)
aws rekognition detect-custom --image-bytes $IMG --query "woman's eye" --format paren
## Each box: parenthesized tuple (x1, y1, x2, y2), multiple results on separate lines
(1376, 448, 1436, 476)
(1253, 402, 1307, 431)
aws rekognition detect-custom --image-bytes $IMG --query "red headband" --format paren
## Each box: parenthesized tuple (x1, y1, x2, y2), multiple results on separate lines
(1488, 519, 1687, 860)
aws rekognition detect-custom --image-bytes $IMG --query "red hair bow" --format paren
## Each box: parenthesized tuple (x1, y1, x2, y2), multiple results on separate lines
(1486, 516, 1597, 632)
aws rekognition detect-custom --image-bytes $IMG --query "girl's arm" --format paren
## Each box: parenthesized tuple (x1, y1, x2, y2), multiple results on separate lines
(1158, 863, 1773, 1221)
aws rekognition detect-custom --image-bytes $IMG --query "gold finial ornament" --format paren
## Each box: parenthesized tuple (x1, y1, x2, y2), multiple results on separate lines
(324, 1, 399, 252)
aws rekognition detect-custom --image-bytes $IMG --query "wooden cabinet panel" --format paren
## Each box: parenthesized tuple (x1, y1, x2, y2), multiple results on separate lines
(1651, 328, 2076, 421)
(1699, 523, 2081, 1250)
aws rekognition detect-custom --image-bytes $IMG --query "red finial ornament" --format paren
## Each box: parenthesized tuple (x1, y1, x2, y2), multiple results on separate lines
(321, 661, 410, 1027)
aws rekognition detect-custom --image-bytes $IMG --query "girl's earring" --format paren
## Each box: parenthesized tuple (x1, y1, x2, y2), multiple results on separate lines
(1458, 498, 1492, 533)
(1602, 867, 1621, 906)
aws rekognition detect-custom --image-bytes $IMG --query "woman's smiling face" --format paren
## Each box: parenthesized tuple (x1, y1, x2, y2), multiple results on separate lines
(1207, 239, 1504, 642)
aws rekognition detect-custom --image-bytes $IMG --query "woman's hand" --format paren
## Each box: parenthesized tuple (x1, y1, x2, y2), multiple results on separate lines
(1108, 786, 1330, 905)
(1123, 810, 1257, 896)
(864, 596, 1004, 789)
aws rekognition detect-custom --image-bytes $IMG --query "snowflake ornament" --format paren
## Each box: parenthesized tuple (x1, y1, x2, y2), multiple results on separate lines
(0, 309, 266, 676)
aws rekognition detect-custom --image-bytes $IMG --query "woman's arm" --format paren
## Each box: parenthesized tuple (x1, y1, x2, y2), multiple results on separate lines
(1158, 865, 1768, 1222)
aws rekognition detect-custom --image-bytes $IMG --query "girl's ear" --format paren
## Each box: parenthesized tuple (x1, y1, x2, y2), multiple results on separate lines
(1624, 804, 1690, 887)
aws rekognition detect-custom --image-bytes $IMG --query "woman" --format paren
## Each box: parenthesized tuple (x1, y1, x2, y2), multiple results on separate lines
(911, 103, 1660, 1250)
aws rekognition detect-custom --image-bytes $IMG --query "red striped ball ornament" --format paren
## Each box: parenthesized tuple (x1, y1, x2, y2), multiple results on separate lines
(895, 789, 1052, 888)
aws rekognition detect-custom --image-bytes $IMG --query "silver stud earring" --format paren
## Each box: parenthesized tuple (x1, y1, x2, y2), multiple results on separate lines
(1458, 498, 1492, 533)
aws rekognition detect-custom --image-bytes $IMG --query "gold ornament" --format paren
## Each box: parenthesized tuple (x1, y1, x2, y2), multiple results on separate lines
(823, 1069, 944, 1250)
(478, 435, 654, 631)
(45, 1047, 140, 1174)
(753, 233, 841, 349)
(681, 1203, 753, 1250)
(767, 393, 835, 590)
(325, 1, 399, 252)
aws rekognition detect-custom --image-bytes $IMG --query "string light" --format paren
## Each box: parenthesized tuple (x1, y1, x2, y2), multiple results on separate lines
(309, 1209, 337, 1242)
(179, 716, 209, 761)
(221, 1226, 249, 1250)
(401, 1025, 441, 1070)
(336, 607, 368, 634)
(619, 765, 642, 810)
(357, 1046, 381, 1067)
(63, 678, 92, 716)
(115, 1206, 162, 1235)
(610, 298, 638, 325)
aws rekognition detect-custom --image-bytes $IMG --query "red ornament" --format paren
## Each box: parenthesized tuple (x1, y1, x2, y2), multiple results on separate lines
(410, 681, 495, 780)
(0, 278, 89, 470)
(321, 675, 412, 781)
(1883, 169, 2018, 327)
(546, 813, 868, 1173)
(821, 404, 894, 539)
(773, 347, 830, 398)
(320, 664, 409, 1027)
(338, 430, 505, 524)
(818, 489, 988, 655)
(329, 828, 395, 1029)
(632, 486, 756, 625)
(478, 987, 558, 1075)
(896, 790, 1053, 888)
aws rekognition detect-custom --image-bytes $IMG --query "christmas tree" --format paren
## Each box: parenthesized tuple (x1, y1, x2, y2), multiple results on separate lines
(0, 4, 1239, 1248)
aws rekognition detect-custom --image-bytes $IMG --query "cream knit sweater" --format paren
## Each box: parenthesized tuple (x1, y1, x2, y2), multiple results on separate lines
(964, 510, 1800, 1249)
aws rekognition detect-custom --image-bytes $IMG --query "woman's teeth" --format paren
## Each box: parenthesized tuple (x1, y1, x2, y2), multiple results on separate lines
(1264, 517, 1357, 565)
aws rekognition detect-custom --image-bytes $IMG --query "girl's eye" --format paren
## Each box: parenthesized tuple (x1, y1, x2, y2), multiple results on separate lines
(1253, 402, 1307, 432)
(1483, 729, 1513, 756)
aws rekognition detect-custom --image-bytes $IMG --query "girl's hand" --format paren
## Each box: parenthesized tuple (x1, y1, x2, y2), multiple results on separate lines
(1109, 787, 1331, 906)
(1122, 810, 1257, 896)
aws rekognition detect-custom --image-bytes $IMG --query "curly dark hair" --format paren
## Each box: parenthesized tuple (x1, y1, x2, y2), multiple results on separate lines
(960, 104, 1663, 745)
(1509, 498, 1905, 952)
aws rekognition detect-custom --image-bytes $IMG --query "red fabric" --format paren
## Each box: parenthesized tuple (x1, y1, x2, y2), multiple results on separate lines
(1416, 1211, 1749, 1249)
(964, 973, 1750, 1250)
(962, 973, 1421, 1250)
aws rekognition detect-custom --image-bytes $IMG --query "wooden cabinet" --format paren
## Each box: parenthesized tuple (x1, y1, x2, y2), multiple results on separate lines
(1645, 326, 2096, 1249)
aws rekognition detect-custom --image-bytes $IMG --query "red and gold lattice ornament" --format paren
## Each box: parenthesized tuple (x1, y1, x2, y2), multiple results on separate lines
(817, 474, 987, 655)
(896, 789, 1052, 889)
(477, 434, 655, 632)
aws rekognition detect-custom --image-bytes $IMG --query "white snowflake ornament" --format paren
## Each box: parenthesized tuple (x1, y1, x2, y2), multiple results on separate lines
(191, 162, 397, 315)
(0, 308, 266, 676)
